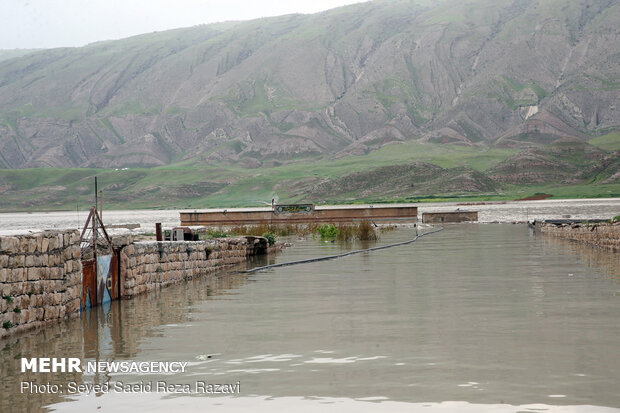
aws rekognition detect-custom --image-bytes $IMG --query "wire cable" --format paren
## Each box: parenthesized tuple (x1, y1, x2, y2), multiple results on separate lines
(245, 226, 444, 273)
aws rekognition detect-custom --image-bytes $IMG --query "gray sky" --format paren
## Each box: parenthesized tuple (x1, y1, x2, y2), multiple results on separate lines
(0, 0, 368, 50)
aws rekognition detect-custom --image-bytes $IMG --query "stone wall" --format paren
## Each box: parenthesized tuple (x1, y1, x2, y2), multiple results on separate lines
(1, 233, 269, 339)
(538, 221, 619, 252)
(0, 230, 82, 339)
(119, 237, 256, 298)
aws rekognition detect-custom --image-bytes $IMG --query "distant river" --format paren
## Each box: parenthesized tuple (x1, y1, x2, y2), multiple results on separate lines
(1, 198, 619, 235)
(1, 223, 619, 412)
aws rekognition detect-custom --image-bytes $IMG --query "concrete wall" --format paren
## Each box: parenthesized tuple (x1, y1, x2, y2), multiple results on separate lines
(422, 211, 478, 223)
(119, 237, 252, 298)
(0, 230, 82, 339)
(537, 221, 619, 252)
(181, 205, 418, 226)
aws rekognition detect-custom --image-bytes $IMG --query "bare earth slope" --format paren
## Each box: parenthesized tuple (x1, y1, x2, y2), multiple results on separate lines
(0, 0, 618, 170)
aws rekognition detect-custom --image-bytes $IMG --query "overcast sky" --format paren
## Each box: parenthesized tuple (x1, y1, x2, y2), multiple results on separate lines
(0, 0, 368, 50)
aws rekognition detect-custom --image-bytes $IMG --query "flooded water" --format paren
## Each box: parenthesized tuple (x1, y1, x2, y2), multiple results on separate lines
(1, 198, 619, 235)
(1, 224, 619, 412)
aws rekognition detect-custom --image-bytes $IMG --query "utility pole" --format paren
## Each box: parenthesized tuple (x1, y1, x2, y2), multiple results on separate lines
(99, 190, 103, 220)
(93, 177, 98, 268)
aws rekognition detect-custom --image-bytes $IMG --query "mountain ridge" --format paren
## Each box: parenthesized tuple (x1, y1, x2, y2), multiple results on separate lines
(0, 0, 618, 170)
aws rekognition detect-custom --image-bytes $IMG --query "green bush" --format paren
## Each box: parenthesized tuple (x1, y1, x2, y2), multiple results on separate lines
(13, 306, 21, 314)
(262, 232, 277, 246)
(2, 321, 13, 330)
(317, 224, 339, 239)
(613, 215, 620, 223)
(207, 230, 229, 238)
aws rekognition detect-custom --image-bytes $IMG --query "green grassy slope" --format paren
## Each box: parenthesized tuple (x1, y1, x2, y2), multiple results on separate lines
(590, 132, 620, 151)
(1, 141, 617, 211)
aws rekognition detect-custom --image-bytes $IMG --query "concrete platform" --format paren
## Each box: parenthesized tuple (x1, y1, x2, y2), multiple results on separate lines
(422, 211, 478, 223)
(180, 204, 418, 226)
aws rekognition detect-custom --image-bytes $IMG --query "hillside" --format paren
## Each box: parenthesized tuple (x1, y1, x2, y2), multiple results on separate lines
(0, 0, 618, 171)
(0, 138, 617, 211)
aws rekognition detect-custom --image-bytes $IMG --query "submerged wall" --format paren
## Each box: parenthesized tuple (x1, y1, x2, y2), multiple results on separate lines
(181, 205, 419, 226)
(537, 221, 619, 252)
(0, 230, 82, 339)
(120, 237, 254, 298)
(1, 232, 269, 339)
(422, 211, 478, 223)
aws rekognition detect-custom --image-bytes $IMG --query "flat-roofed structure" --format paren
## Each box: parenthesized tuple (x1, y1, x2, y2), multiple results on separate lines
(422, 211, 478, 223)
(180, 204, 418, 226)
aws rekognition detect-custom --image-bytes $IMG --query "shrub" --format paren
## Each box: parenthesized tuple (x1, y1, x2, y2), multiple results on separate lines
(357, 220, 377, 241)
(262, 232, 277, 246)
(337, 224, 355, 241)
(207, 230, 229, 238)
(2, 321, 13, 330)
(13, 306, 21, 314)
(317, 224, 339, 239)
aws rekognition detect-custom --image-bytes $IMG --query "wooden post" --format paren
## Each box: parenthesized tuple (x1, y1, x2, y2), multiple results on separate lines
(155, 223, 163, 242)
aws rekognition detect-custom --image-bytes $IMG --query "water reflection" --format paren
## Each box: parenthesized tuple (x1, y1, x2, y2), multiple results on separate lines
(0, 265, 250, 413)
(537, 234, 620, 277)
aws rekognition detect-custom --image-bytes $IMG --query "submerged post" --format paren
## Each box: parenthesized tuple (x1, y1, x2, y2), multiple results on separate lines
(156, 223, 163, 242)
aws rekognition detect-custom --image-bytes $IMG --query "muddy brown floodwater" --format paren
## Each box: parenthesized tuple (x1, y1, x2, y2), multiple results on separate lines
(1, 223, 619, 413)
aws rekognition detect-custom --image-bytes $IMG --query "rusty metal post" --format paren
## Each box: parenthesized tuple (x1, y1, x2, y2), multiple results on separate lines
(155, 223, 163, 241)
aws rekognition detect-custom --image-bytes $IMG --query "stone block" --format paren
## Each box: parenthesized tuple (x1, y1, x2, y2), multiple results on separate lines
(66, 298, 80, 313)
(11, 268, 26, 282)
(0, 236, 19, 253)
(44, 305, 60, 320)
(0, 253, 8, 267)
(10, 282, 26, 296)
(36, 234, 44, 251)
(63, 248, 73, 260)
(33, 254, 44, 266)
(24, 255, 35, 267)
(41, 237, 50, 253)
(11, 254, 23, 267)
(28, 238, 38, 253)
(52, 267, 63, 279)
(70, 232, 79, 244)
(27, 267, 39, 281)
(52, 280, 65, 291)
(17, 294, 30, 309)
(0, 312, 15, 325)
(66, 272, 80, 286)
